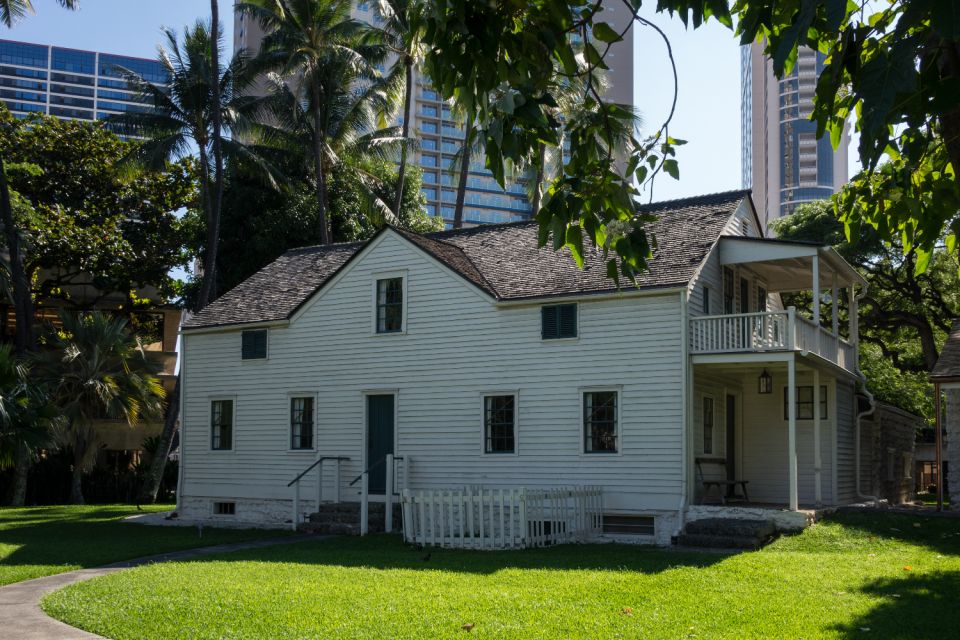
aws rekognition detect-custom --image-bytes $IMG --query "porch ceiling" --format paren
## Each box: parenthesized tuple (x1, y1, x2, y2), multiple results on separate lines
(718, 236, 867, 292)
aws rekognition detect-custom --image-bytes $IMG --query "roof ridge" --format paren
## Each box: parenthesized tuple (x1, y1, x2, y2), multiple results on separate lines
(636, 189, 751, 211)
(281, 240, 366, 257)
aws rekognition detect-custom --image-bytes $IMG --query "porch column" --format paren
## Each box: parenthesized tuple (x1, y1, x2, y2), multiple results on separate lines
(788, 356, 799, 511)
(812, 254, 821, 354)
(813, 367, 822, 507)
(831, 272, 839, 337)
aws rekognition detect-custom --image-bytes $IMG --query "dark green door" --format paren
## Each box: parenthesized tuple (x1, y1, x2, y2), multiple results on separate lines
(366, 394, 395, 494)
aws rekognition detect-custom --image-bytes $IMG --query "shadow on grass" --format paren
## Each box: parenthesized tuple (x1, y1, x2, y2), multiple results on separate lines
(833, 571, 960, 639)
(173, 532, 728, 576)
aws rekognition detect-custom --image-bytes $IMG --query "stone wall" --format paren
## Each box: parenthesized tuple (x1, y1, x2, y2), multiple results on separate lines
(946, 389, 960, 509)
(860, 402, 921, 504)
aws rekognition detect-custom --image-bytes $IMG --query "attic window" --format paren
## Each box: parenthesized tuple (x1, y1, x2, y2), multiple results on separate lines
(740, 219, 752, 237)
(241, 329, 268, 360)
(541, 304, 577, 340)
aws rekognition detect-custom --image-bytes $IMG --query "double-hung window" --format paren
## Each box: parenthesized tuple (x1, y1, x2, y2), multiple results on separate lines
(723, 267, 735, 314)
(702, 395, 715, 455)
(211, 399, 233, 450)
(290, 397, 314, 450)
(483, 395, 515, 453)
(783, 385, 827, 420)
(583, 390, 618, 453)
(376, 277, 404, 333)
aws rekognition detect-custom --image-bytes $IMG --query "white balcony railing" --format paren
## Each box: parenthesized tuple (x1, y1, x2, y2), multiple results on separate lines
(690, 309, 856, 372)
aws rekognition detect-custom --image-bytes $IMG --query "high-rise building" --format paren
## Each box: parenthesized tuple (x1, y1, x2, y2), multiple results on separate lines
(741, 41, 849, 230)
(235, 1, 635, 228)
(0, 39, 168, 123)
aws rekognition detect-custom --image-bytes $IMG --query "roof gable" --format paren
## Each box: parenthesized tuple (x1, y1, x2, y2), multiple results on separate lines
(932, 320, 960, 381)
(184, 189, 750, 330)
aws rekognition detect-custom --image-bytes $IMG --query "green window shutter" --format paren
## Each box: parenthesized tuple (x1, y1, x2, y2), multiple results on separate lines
(542, 304, 578, 339)
(541, 305, 558, 339)
(558, 304, 577, 338)
(241, 330, 267, 359)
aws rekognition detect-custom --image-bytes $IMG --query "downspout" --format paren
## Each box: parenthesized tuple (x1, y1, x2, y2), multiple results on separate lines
(174, 330, 186, 514)
(675, 289, 690, 538)
(852, 284, 879, 506)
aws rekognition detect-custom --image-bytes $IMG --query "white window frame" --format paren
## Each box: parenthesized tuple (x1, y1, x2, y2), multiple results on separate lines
(371, 270, 408, 336)
(287, 392, 318, 452)
(579, 386, 622, 456)
(479, 391, 519, 456)
(209, 396, 237, 452)
(782, 384, 829, 421)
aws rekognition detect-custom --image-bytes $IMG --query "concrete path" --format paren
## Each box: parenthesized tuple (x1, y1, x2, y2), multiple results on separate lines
(0, 534, 317, 640)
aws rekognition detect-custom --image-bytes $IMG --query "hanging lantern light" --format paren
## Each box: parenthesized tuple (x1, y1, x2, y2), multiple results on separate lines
(758, 369, 773, 394)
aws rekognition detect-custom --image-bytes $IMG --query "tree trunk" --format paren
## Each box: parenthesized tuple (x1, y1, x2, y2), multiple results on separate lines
(70, 440, 86, 505)
(137, 376, 180, 505)
(393, 56, 414, 219)
(531, 141, 546, 218)
(312, 81, 331, 244)
(198, 0, 225, 309)
(8, 442, 29, 506)
(453, 122, 473, 229)
(0, 151, 34, 355)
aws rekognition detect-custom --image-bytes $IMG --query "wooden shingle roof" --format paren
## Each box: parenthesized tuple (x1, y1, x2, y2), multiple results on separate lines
(183, 190, 749, 330)
(931, 320, 960, 381)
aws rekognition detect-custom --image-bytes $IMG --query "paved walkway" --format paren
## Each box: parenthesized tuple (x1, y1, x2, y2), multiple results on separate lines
(0, 534, 316, 640)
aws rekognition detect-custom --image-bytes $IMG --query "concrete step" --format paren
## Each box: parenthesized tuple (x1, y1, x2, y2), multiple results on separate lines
(683, 518, 776, 540)
(676, 533, 764, 550)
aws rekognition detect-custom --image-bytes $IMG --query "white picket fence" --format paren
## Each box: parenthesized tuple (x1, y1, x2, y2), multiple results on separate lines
(400, 486, 603, 549)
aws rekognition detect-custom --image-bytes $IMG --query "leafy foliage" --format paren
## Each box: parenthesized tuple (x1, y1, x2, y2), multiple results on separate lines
(774, 200, 959, 418)
(419, 0, 682, 282)
(0, 110, 195, 307)
(196, 158, 436, 297)
(657, 0, 960, 269)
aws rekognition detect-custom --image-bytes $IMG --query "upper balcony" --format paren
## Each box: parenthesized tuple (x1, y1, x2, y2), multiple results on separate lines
(689, 237, 868, 375)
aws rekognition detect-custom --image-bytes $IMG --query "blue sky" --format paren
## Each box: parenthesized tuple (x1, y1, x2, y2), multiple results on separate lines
(8, 1, 855, 202)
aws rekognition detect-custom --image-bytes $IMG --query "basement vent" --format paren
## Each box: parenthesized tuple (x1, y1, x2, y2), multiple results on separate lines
(603, 515, 655, 536)
(213, 501, 236, 516)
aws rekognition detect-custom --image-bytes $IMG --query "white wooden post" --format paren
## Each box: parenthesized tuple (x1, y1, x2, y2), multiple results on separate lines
(813, 367, 822, 507)
(385, 453, 394, 533)
(788, 357, 799, 511)
(812, 254, 821, 354)
(787, 306, 797, 350)
(849, 282, 859, 363)
(831, 272, 839, 337)
(360, 472, 369, 536)
(292, 480, 300, 531)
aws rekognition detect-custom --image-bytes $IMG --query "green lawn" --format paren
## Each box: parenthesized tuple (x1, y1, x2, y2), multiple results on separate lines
(42, 513, 960, 639)
(0, 505, 288, 586)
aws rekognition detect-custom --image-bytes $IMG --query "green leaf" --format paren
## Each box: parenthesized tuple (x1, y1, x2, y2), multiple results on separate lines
(663, 159, 679, 180)
(592, 22, 622, 44)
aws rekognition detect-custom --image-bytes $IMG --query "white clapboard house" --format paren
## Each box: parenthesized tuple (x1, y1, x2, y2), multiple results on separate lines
(177, 190, 870, 546)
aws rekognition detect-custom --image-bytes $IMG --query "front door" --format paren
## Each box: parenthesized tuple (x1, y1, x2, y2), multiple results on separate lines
(366, 394, 395, 494)
(726, 394, 737, 497)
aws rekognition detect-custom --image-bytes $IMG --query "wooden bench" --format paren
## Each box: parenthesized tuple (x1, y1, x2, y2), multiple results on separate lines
(696, 458, 749, 505)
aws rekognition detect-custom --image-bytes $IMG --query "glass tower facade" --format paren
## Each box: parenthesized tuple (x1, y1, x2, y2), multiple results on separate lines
(741, 42, 848, 229)
(0, 39, 168, 123)
(236, 0, 634, 229)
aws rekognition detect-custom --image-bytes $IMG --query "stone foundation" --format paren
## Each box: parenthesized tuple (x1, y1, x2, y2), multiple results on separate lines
(179, 496, 316, 529)
(684, 504, 820, 532)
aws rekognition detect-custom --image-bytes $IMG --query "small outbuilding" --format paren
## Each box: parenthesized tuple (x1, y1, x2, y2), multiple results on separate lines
(930, 319, 960, 509)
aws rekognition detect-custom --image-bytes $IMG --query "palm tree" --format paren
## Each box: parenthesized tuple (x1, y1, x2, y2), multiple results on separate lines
(373, 0, 423, 218)
(452, 121, 476, 229)
(0, 0, 78, 357)
(239, 0, 386, 244)
(254, 36, 406, 233)
(207, 0, 225, 308)
(111, 21, 268, 311)
(37, 311, 165, 505)
(0, 345, 59, 505)
(0, 0, 76, 27)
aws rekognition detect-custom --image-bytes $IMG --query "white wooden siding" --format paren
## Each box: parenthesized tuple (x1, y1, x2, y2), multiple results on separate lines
(738, 370, 837, 505)
(181, 232, 686, 516)
(835, 378, 858, 503)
